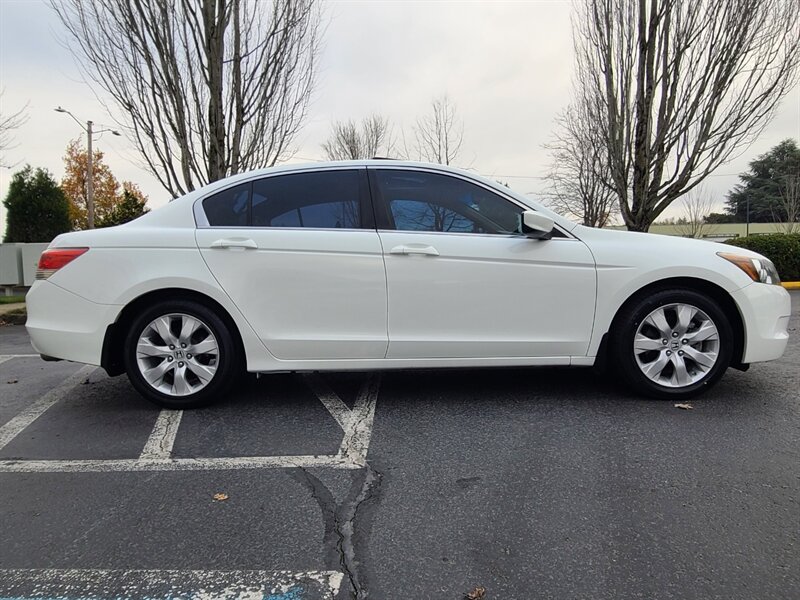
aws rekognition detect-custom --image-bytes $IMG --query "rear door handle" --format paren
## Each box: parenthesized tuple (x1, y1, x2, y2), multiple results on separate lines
(210, 238, 258, 250)
(389, 244, 440, 256)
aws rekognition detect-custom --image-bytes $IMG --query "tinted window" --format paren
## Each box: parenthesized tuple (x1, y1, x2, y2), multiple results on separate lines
(203, 183, 250, 226)
(374, 170, 524, 234)
(391, 199, 475, 233)
(252, 171, 360, 229)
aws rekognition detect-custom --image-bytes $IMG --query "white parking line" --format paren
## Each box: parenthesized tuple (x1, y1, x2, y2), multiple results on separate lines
(304, 374, 353, 431)
(139, 409, 183, 459)
(302, 373, 381, 464)
(0, 454, 359, 472)
(0, 371, 380, 473)
(0, 353, 39, 365)
(0, 364, 96, 452)
(0, 568, 344, 599)
(336, 375, 380, 465)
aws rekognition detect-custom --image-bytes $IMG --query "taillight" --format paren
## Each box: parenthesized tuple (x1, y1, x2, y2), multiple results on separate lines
(36, 248, 89, 280)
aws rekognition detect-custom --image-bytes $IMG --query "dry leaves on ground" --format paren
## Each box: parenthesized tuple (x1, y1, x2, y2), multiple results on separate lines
(465, 586, 486, 599)
(674, 403, 693, 410)
(212, 493, 229, 502)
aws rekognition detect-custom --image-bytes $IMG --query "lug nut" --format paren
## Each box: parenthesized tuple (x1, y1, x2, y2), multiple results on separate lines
(678, 350, 684, 356)
(169, 344, 175, 350)
(187, 353, 192, 359)
(666, 350, 672, 356)
(167, 356, 173, 362)
(672, 332, 679, 338)
(662, 339, 668, 345)
(181, 343, 186, 348)
(682, 339, 688, 344)
(178, 361, 184, 367)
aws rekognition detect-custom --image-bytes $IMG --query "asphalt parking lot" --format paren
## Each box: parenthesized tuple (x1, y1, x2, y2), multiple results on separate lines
(1, 292, 798, 600)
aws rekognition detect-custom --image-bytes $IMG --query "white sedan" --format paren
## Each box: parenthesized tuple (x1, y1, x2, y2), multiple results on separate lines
(26, 161, 791, 408)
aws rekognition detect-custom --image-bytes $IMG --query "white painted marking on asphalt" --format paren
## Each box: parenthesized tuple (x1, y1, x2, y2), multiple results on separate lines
(139, 409, 183, 459)
(337, 374, 380, 465)
(304, 373, 381, 464)
(0, 568, 344, 598)
(0, 353, 39, 365)
(304, 373, 353, 431)
(0, 371, 379, 472)
(0, 453, 361, 473)
(0, 364, 96, 452)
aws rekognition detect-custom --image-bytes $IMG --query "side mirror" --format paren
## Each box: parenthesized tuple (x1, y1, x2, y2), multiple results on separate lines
(521, 211, 555, 240)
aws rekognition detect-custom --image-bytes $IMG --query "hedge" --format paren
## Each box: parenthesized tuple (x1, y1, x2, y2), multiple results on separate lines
(726, 233, 800, 281)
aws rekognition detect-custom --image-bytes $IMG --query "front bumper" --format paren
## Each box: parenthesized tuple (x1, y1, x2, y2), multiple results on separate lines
(730, 282, 792, 363)
(25, 280, 122, 366)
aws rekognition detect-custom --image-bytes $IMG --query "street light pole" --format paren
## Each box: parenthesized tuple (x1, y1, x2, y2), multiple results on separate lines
(54, 107, 120, 230)
(86, 120, 94, 229)
(746, 195, 750, 238)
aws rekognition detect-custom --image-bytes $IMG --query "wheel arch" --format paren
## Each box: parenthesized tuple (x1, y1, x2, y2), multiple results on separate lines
(101, 288, 247, 376)
(595, 277, 746, 372)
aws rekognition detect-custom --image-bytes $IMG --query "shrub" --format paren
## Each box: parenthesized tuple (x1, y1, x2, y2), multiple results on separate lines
(727, 233, 800, 281)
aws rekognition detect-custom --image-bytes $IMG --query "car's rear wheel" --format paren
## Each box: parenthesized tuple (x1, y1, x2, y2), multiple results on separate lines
(611, 289, 733, 400)
(123, 300, 238, 408)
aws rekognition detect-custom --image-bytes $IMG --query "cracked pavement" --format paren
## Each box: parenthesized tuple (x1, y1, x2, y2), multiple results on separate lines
(1, 292, 798, 599)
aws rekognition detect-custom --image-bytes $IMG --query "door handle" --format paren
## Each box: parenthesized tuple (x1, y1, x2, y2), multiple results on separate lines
(389, 244, 440, 256)
(210, 238, 258, 250)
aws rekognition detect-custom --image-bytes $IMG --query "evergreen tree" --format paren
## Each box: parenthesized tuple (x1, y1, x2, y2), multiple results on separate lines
(3, 166, 71, 242)
(725, 139, 800, 222)
(96, 183, 150, 227)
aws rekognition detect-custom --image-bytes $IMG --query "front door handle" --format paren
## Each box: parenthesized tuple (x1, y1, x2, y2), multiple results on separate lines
(389, 244, 440, 256)
(210, 238, 258, 250)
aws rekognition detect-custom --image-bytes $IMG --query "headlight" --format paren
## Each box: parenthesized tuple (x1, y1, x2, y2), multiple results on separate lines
(717, 252, 781, 285)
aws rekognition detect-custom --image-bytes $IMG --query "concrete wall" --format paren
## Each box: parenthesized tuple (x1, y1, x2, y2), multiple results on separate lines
(606, 222, 800, 240)
(0, 243, 49, 287)
(0, 244, 23, 286)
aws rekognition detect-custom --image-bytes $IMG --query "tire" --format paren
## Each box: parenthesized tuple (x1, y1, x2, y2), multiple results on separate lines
(610, 288, 733, 400)
(123, 299, 239, 409)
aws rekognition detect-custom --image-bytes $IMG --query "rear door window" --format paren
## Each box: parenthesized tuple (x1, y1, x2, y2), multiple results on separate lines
(252, 171, 361, 229)
(202, 170, 368, 229)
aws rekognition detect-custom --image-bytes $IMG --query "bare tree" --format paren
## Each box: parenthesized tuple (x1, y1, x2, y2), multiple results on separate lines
(414, 95, 464, 165)
(545, 101, 617, 227)
(322, 114, 393, 160)
(675, 188, 716, 238)
(776, 173, 800, 233)
(51, 0, 323, 197)
(0, 90, 28, 168)
(568, 0, 800, 232)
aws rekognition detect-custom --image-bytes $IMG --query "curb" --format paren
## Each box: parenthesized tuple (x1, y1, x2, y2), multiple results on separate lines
(782, 282, 800, 290)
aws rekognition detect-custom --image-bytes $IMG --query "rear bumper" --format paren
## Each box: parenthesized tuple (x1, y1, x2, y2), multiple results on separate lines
(25, 281, 122, 366)
(731, 283, 792, 363)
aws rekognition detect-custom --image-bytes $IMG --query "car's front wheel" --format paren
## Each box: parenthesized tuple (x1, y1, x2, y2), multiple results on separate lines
(611, 289, 733, 400)
(123, 300, 238, 408)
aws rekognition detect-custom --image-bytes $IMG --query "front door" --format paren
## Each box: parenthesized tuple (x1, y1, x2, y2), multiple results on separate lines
(370, 168, 596, 359)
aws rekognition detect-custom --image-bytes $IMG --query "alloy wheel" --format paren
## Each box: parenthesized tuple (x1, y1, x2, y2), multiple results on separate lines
(135, 312, 219, 396)
(633, 303, 720, 388)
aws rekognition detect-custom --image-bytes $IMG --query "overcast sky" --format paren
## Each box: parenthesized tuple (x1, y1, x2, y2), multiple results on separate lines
(1, 0, 798, 234)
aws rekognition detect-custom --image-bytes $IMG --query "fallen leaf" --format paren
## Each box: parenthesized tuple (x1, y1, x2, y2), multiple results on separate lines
(465, 586, 486, 600)
(212, 493, 229, 501)
(6, 379, 18, 384)
(674, 403, 693, 410)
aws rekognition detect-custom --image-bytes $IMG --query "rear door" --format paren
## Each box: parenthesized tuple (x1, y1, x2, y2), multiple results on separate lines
(195, 168, 388, 360)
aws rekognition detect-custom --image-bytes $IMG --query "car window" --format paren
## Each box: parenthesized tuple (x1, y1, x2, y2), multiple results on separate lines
(390, 199, 476, 233)
(202, 183, 250, 227)
(252, 170, 360, 229)
(374, 170, 524, 235)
